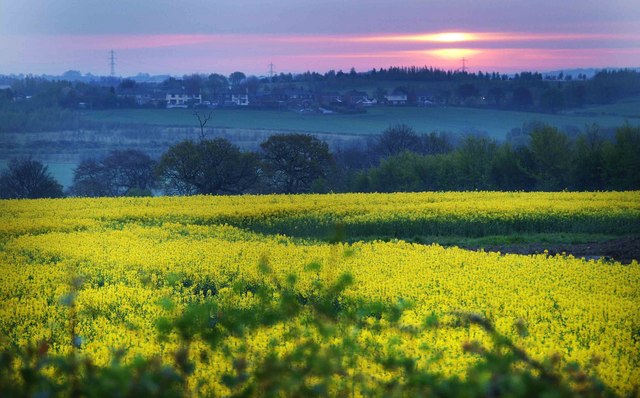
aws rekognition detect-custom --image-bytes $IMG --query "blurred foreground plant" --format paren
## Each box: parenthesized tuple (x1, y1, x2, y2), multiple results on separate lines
(0, 262, 618, 397)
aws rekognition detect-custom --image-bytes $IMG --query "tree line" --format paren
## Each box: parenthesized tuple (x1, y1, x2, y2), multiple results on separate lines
(1, 123, 638, 199)
(2, 69, 640, 134)
(350, 124, 639, 192)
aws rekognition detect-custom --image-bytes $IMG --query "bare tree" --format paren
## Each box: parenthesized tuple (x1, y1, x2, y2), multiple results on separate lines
(193, 110, 213, 140)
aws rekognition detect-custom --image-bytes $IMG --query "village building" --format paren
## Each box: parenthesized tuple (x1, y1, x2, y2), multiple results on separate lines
(165, 93, 202, 108)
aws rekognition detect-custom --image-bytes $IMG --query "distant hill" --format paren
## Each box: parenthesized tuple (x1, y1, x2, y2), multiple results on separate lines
(542, 67, 640, 80)
(0, 71, 172, 84)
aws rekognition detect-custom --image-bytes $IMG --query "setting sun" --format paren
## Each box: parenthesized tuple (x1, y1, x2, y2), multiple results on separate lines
(427, 48, 480, 59)
(354, 32, 476, 43)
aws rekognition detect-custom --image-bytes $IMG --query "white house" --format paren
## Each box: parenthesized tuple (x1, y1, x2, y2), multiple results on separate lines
(166, 93, 202, 108)
(231, 93, 249, 106)
(384, 90, 408, 105)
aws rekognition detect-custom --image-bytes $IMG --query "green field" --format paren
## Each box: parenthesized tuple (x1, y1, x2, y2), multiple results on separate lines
(84, 106, 633, 139)
(564, 96, 640, 119)
(6, 100, 638, 190)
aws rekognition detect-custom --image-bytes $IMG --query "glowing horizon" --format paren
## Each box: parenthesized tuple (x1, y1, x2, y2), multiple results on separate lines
(1, 0, 638, 76)
(3, 30, 639, 76)
(350, 31, 640, 43)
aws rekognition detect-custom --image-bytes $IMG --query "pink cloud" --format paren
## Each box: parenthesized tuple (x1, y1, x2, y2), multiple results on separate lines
(2, 31, 639, 75)
(349, 31, 640, 43)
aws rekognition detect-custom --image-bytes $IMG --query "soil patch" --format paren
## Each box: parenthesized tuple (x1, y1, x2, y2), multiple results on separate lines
(465, 235, 640, 264)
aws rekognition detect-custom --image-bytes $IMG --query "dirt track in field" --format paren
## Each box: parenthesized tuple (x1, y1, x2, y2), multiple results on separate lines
(466, 235, 640, 264)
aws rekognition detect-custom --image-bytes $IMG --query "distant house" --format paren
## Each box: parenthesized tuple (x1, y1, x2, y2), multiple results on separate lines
(231, 93, 249, 106)
(416, 91, 435, 106)
(316, 91, 343, 105)
(166, 93, 202, 108)
(284, 88, 314, 108)
(384, 89, 408, 105)
(344, 90, 371, 106)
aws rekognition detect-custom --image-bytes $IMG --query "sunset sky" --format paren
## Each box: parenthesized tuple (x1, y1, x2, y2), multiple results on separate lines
(1, 0, 639, 76)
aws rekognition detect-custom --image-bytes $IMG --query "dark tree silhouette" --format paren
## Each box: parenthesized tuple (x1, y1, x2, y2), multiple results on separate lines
(603, 125, 640, 190)
(260, 133, 333, 193)
(512, 86, 534, 109)
(70, 150, 156, 197)
(528, 126, 572, 190)
(456, 83, 480, 102)
(156, 141, 201, 195)
(0, 158, 63, 199)
(157, 138, 259, 195)
(571, 126, 606, 190)
(540, 88, 564, 113)
(420, 132, 453, 155)
(373, 124, 421, 159)
(228, 71, 247, 87)
(69, 159, 111, 197)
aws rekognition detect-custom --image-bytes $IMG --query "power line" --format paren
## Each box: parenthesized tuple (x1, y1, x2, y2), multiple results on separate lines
(460, 57, 468, 73)
(109, 50, 116, 77)
(268, 62, 275, 81)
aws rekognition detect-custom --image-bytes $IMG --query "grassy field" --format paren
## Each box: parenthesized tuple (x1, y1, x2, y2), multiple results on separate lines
(83, 106, 633, 139)
(5, 100, 639, 190)
(1, 192, 639, 396)
(564, 95, 640, 119)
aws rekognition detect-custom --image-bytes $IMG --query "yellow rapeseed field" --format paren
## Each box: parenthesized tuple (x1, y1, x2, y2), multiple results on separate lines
(1, 192, 639, 395)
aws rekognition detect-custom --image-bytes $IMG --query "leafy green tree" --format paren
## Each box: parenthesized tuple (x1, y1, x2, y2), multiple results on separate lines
(260, 134, 333, 193)
(0, 158, 63, 199)
(373, 124, 421, 159)
(456, 83, 479, 103)
(487, 86, 506, 106)
(603, 125, 640, 189)
(490, 144, 536, 190)
(69, 159, 111, 197)
(117, 78, 136, 91)
(566, 84, 587, 108)
(155, 141, 201, 195)
(367, 152, 446, 192)
(161, 77, 183, 92)
(157, 139, 259, 195)
(70, 150, 156, 197)
(511, 86, 534, 109)
(228, 71, 247, 87)
(197, 139, 259, 194)
(420, 132, 453, 155)
(451, 136, 498, 190)
(204, 73, 229, 99)
(182, 74, 203, 95)
(572, 125, 606, 190)
(540, 87, 564, 113)
(528, 125, 572, 190)
(103, 150, 157, 195)
(241, 75, 261, 95)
